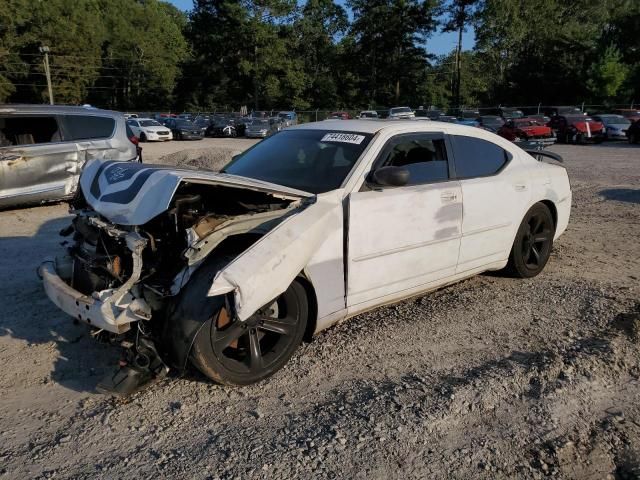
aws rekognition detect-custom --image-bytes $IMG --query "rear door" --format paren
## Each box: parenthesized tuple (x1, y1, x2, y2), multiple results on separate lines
(60, 114, 118, 164)
(449, 134, 528, 272)
(0, 114, 80, 208)
(347, 132, 463, 308)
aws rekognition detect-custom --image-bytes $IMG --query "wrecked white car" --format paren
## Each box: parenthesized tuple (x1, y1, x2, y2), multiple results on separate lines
(0, 105, 139, 209)
(39, 120, 571, 393)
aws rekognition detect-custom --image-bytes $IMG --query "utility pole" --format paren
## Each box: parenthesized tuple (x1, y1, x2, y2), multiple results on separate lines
(39, 46, 53, 105)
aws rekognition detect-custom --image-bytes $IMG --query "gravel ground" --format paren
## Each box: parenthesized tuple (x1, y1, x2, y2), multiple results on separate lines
(0, 141, 639, 479)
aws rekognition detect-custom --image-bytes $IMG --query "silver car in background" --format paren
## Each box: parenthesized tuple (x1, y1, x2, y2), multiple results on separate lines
(0, 105, 139, 209)
(592, 114, 632, 140)
(245, 118, 281, 138)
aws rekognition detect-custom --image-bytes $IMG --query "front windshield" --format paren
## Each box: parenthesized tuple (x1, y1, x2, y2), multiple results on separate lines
(176, 120, 194, 127)
(223, 129, 373, 194)
(140, 120, 161, 127)
(279, 113, 293, 119)
(482, 116, 504, 126)
(251, 120, 269, 127)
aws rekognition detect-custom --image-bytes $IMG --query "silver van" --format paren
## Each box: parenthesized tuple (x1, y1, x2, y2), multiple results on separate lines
(0, 105, 139, 209)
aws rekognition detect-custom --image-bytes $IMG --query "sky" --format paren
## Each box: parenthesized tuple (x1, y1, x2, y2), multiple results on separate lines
(167, 0, 475, 56)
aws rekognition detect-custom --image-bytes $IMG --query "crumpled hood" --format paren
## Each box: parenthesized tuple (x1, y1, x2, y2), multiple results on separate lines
(79, 160, 311, 226)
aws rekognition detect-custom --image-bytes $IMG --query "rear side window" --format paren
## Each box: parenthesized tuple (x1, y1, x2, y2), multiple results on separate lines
(62, 115, 115, 140)
(450, 135, 509, 178)
(0, 116, 61, 146)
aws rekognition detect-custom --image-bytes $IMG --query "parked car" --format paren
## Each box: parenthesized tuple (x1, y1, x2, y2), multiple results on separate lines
(278, 111, 298, 127)
(500, 107, 525, 119)
(388, 106, 415, 119)
(358, 110, 379, 119)
(592, 114, 632, 140)
(548, 115, 604, 144)
(39, 119, 571, 392)
(456, 118, 480, 127)
(477, 115, 505, 132)
(328, 111, 352, 120)
(498, 118, 554, 142)
(613, 109, 640, 123)
(544, 106, 583, 117)
(528, 114, 551, 125)
(435, 115, 459, 123)
(206, 116, 238, 138)
(126, 118, 173, 142)
(626, 119, 640, 144)
(163, 118, 204, 140)
(459, 109, 480, 119)
(245, 118, 277, 138)
(0, 104, 139, 209)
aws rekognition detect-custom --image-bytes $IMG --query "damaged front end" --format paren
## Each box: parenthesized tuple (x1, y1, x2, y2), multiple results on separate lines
(39, 160, 311, 395)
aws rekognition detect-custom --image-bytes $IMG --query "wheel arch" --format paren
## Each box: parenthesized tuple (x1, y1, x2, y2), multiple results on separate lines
(539, 199, 558, 230)
(297, 272, 318, 343)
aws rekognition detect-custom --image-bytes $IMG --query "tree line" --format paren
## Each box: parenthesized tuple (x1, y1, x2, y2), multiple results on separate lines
(1, 0, 638, 112)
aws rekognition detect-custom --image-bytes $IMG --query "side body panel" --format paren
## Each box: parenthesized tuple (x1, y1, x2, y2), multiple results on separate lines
(208, 191, 345, 322)
(346, 182, 463, 307)
(455, 153, 529, 272)
(0, 141, 80, 208)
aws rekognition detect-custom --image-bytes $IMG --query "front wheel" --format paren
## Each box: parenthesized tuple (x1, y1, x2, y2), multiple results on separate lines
(139, 132, 147, 142)
(191, 280, 308, 385)
(505, 203, 555, 278)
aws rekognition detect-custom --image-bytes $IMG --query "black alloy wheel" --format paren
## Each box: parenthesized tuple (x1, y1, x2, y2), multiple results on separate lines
(506, 203, 555, 278)
(191, 280, 308, 385)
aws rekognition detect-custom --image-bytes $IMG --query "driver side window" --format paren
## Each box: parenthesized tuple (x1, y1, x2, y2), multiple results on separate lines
(382, 136, 449, 185)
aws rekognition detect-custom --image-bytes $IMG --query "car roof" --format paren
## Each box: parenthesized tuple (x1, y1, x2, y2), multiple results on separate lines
(291, 119, 482, 135)
(0, 103, 123, 117)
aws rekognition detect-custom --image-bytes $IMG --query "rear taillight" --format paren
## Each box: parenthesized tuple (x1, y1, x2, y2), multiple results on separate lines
(129, 135, 139, 145)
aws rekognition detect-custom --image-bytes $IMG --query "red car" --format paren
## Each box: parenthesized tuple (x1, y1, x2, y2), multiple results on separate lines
(329, 111, 352, 120)
(497, 118, 554, 141)
(548, 115, 605, 144)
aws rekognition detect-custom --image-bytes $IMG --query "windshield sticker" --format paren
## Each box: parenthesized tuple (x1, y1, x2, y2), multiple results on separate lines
(321, 133, 365, 144)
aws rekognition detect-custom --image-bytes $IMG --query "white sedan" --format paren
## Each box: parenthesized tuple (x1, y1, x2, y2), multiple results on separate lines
(40, 120, 571, 392)
(126, 118, 173, 141)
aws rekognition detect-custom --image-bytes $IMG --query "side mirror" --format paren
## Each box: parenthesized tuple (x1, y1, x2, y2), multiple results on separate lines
(371, 166, 410, 187)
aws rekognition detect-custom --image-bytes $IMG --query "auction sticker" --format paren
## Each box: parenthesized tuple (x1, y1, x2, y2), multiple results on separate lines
(321, 133, 365, 144)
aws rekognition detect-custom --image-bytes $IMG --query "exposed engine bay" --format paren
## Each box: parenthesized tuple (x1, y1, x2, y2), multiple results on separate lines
(43, 179, 306, 395)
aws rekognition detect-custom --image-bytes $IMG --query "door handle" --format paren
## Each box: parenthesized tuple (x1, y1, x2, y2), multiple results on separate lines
(440, 191, 458, 202)
(514, 184, 527, 192)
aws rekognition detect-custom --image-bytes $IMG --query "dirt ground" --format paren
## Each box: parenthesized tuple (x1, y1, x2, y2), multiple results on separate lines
(0, 139, 639, 479)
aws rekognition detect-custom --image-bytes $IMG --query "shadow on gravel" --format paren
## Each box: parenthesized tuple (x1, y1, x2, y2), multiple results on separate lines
(0, 215, 119, 394)
(600, 188, 640, 204)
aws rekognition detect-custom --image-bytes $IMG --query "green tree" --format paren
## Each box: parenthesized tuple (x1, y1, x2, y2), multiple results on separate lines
(292, 0, 348, 108)
(347, 0, 439, 107)
(587, 45, 628, 100)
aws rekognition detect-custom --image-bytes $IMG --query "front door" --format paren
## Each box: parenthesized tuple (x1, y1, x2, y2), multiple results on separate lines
(347, 133, 463, 308)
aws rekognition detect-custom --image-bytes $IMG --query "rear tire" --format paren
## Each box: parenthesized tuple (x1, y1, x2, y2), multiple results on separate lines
(505, 203, 555, 278)
(190, 279, 308, 386)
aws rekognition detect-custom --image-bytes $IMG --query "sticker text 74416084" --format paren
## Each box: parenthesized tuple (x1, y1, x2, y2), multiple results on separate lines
(321, 133, 365, 144)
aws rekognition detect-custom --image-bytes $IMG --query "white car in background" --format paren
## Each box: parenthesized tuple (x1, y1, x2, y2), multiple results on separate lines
(388, 106, 415, 119)
(592, 114, 632, 141)
(359, 110, 379, 118)
(40, 120, 571, 392)
(126, 118, 173, 142)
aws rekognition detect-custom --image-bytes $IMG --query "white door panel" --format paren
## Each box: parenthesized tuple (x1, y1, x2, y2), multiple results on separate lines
(347, 181, 462, 307)
(458, 173, 529, 271)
